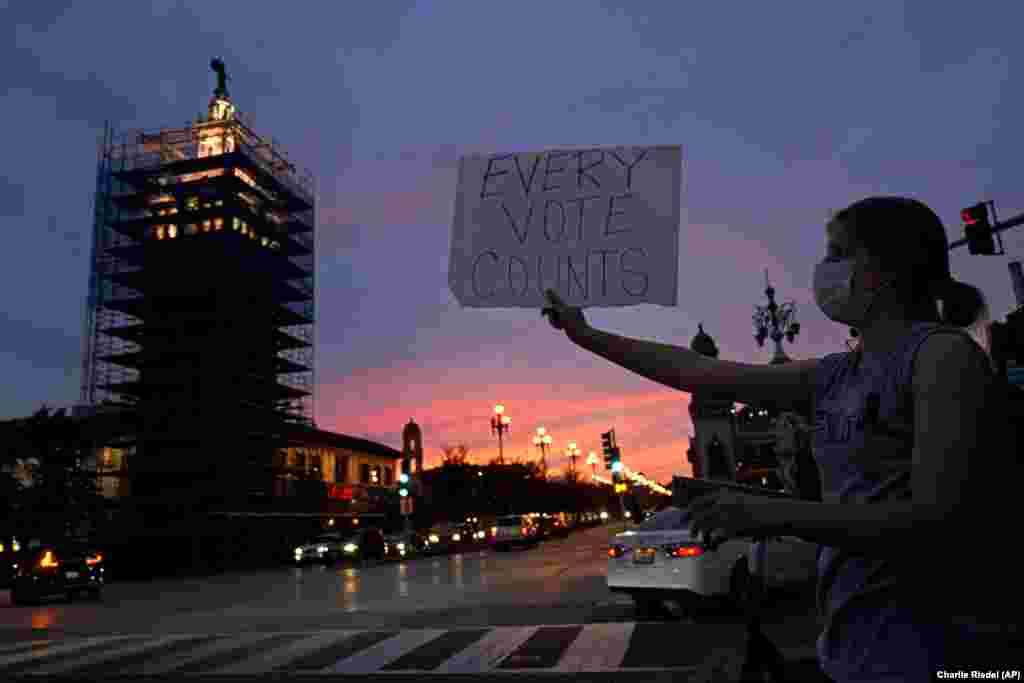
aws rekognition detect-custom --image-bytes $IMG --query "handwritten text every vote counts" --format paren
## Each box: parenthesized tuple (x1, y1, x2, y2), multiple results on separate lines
(473, 149, 650, 301)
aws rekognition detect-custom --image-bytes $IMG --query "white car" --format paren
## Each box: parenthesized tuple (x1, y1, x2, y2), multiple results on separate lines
(606, 507, 817, 614)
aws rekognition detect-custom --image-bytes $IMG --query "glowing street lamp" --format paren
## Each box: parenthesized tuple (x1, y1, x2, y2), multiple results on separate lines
(491, 404, 511, 464)
(533, 427, 552, 477)
(565, 442, 581, 481)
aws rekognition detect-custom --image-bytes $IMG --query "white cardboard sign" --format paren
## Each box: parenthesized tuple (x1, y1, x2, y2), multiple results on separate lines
(449, 145, 682, 308)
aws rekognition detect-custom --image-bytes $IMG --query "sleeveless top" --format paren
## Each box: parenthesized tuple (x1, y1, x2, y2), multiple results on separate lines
(811, 321, 1011, 681)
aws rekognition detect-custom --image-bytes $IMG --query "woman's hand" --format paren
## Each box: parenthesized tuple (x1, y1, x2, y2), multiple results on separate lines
(688, 491, 783, 541)
(542, 289, 589, 340)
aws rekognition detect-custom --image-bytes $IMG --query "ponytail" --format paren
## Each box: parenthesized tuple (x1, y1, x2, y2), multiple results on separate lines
(936, 278, 987, 328)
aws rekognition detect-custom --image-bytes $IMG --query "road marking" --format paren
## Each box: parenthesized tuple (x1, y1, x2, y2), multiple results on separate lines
(0, 639, 52, 656)
(138, 632, 277, 675)
(33, 634, 194, 675)
(551, 622, 635, 672)
(0, 622, 823, 675)
(381, 628, 490, 671)
(0, 634, 137, 671)
(499, 625, 583, 669)
(434, 626, 537, 674)
(216, 630, 357, 674)
(326, 629, 446, 674)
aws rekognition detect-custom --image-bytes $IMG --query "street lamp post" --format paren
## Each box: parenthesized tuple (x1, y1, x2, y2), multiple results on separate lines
(491, 405, 511, 465)
(566, 442, 581, 482)
(753, 270, 800, 365)
(533, 427, 552, 478)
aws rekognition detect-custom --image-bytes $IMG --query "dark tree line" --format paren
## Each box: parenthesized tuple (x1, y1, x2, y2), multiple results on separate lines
(0, 406, 108, 541)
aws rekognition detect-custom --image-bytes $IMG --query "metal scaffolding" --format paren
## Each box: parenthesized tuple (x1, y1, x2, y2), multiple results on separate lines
(80, 103, 317, 429)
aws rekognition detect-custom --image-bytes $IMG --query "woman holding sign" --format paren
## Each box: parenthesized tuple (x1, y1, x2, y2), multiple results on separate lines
(543, 196, 1017, 681)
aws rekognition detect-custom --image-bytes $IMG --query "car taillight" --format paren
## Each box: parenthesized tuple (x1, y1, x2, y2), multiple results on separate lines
(86, 553, 103, 566)
(607, 545, 626, 558)
(664, 544, 703, 558)
(521, 528, 528, 535)
(39, 551, 59, 568)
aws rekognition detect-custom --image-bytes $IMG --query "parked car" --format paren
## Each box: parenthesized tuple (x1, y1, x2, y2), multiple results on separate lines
(9, 539, 105, 605)
(293, 532, 350, 566)
(1, 536, 24, 588)
(491, 514, 540, 552)
(424, 524, 463, 554)
(340, 528, 387, 564)
(384, 532, 430, 561)
(606, 506, 817, 615)
(537, 514, 569, 539)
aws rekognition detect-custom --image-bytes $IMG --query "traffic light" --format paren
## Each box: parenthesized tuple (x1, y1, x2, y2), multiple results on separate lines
(962, 203, 998, 255)
(399, 456, 411, 497)
(601, 430, 615, 470)
(614, 482, 627, 494)
(610, 450, 623, 473)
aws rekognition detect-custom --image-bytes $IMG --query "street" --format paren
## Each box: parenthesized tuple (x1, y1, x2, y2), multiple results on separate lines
(0, 524, 821, 679)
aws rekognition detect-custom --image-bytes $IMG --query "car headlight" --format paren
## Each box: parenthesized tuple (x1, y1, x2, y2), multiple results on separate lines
(397, 543, 405, 551)
(317, 545, 328, 553)
(600, 511, 609, 520)
(343, 543, 358, 553)
(294, 547, 303, 555)
(452, 533, 461, 542)
(429, 535, 439, 544)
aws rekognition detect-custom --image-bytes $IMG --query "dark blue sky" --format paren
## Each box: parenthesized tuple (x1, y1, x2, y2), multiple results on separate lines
(2, 1, 1020, 481)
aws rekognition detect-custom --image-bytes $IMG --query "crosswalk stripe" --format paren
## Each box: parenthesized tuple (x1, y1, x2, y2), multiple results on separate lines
(434, 626, 538, 674)
(0, 639, 52, 656)
(171, 633, 305, 674)
(0, 622, 820, 675)
(216, 630, 357, 675)
(551, 622, 635, 672)
(0, 634, 136, 670)
(326, 629, 446, 674)
(33, 634, 194, 675)
(138, 632, 281, 675)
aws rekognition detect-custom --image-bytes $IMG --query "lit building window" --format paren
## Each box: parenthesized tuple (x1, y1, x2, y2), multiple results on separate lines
(241, 224, 248, 235)
(186, 224, 198, 236)
(203, 220, 212, 232)
(203, 202, 212, 210)
(186, 197, 199, 211)
(232, 217, 240, 231)
(215, 199, 224, 207)
(156, 226, 165, 240)
(261, 237, 269, 247)
(168, 224, 178, 238)
(168, 207, 178, 215)
(214, 218, 224, 231)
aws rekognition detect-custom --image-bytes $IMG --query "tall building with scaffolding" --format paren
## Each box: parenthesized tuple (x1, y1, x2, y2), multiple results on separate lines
(79, 61, 316, 507)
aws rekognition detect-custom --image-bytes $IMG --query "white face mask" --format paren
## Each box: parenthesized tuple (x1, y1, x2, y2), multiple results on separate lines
(813, 258, 891, 328)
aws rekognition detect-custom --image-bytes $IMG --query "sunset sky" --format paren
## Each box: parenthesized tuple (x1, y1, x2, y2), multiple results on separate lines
(2, 2, 1022, 484)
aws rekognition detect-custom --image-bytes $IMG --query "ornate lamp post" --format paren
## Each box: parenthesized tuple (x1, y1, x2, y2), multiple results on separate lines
(565, 442, 581, 482)
(753, 270, 801, 365)
(586, 451, 599, 480)
(533, 428, 552, 478)
(491, 405, 511, 464)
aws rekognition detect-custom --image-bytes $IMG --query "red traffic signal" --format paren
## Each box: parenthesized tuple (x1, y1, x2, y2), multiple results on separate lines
(961, 203, 997, 255)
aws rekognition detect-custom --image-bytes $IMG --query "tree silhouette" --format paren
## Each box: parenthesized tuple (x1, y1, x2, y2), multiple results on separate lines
(440, 444, 471, 465)
(3, 405, 107, 540)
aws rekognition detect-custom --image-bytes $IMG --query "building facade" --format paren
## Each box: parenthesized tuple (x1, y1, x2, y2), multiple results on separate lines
(684, 325, 795, 491)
